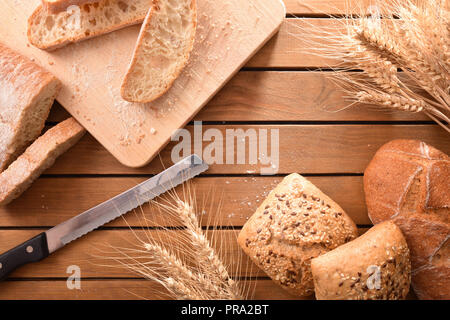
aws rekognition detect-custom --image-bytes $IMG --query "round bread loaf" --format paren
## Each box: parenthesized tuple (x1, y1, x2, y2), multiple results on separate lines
(311, 221, 411, 300)
(237, 173, 359, 296)
(364, 140, 449, 300)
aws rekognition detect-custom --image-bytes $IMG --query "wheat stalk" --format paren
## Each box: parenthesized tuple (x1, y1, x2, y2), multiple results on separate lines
(176, 201, 243, 299)
(288, 0, 450, 133)
(95, 183, 247, 300)
(355, 17, 450, 108)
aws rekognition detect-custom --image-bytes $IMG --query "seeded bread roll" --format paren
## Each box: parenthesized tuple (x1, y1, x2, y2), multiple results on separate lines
(0, 42, 61, 172)
(238, 173, 359, 296)
(311, 221, 411, 300)
(364, 140, 449, 300)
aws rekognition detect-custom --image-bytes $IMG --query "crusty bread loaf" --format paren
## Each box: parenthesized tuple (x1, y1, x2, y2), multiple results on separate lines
(0, 42, 61, 173)
(121, 0, 197, 103)
(311, 221, 411, 300)
(0, 118, 85, 205)
(28, 0, 151, 50)
(42, 0, 99, 14)
(237, 173, 359, 296)
(364, 139, 449, 300)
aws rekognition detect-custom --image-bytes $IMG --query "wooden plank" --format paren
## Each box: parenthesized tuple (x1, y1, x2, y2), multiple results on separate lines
(246, 19, 413, 68)
(0, 176, 371, 227)
(247, 18, 341, 68)
(0, 279, 309, 300)
(48, 72, 429, 123)
(284, 0, 388, 15)
(0, 279, 417, 300)
(0, 229, 368, 279)
(44, 125, 449, 175)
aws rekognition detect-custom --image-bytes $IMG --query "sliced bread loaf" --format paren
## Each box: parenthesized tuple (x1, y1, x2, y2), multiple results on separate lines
(42, 0, 99, 14)
(121, 0, 197, 103)
(0, 42, 61, 172)
(0, 118, 85, 205)
(28, 0, 152, 50)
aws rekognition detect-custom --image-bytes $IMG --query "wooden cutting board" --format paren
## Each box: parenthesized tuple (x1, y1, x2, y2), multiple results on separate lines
(0, 0, 285, 167)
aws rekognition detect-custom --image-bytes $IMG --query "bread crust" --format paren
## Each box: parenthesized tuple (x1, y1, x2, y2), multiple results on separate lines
(0, 118, 85, 205)
(237, 173, 359, 296)
(120, 0, 197, 103)
(0, 42, 61, 172)
(42, 0, 99, 14)
(311, 221, 411, 300)
(364, 139, 449, 299)
(28, 1, 150, 51)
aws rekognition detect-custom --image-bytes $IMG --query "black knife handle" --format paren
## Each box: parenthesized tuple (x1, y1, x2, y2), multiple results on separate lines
(0, 233, 49, 281)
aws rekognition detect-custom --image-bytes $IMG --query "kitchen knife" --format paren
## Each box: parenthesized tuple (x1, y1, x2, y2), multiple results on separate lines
(0, 154, 208, 280)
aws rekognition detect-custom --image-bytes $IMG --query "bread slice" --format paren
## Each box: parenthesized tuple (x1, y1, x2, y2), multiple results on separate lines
(121, 0, 197, 103)
(0, 42, 61, 173)
(42, 0, 99, 14)
(311, 221, 411, 300)
(0, 118, 85, 205)
(237, 173, 359, 297)
(28, 0, 152, 50)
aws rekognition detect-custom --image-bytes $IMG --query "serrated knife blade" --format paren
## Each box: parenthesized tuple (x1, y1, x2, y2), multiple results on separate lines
(0, 155, 208, 280)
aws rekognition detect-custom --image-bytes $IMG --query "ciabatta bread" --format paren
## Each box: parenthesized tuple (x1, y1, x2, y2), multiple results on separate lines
(28, 0, 152, 50)
(121, 0, 197, 103)
(238, 173, 359, 297)
(42, 0, 99, 14)
(311, 221, 411, 300)
(364, 139, 449, 300)
(0, 42, 61, 173)
(0, 118, 85, 205)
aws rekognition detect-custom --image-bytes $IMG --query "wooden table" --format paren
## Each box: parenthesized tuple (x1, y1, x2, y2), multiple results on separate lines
(0, 0, 448, 300)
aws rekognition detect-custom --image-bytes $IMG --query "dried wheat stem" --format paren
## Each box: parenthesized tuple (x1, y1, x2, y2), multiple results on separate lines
(142, 238, 239, 299)
(141, 243, 209, 298)
(425, 111, 450, 134)
(355, 22, 450, 109)
(163, 277, 202, 300)
(177, 201, 243, 299)
(400, 1, 450, 72)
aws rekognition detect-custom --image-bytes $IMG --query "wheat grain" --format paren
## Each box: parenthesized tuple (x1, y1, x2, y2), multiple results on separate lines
(356, 90, 426, 112)
(351, 39, 403, 94)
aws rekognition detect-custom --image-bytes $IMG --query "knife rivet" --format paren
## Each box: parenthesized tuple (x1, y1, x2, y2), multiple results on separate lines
(26, 246, 34, 253)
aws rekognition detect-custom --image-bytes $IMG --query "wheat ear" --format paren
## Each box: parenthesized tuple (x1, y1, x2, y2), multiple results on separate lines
(356, 91, 426, 112)
(355, 19, 450, 110)
(176, 200, 243, 299)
